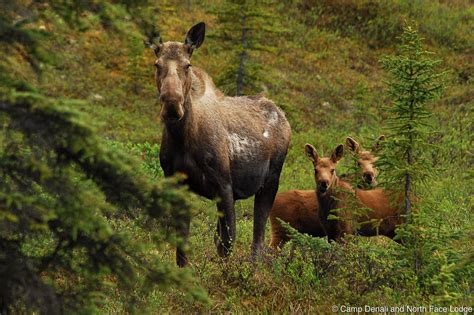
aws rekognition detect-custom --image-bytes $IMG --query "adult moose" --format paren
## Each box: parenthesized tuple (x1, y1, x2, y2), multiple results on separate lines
(146, 22, 291, 267)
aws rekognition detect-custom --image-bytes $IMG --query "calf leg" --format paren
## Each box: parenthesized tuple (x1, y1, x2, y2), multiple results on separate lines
(214, 185, 236, 257)
(269, 218, 289, 250)
(252, 176, 280, 259)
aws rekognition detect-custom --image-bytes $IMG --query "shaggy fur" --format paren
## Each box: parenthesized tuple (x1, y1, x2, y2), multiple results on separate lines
(151, 23, 291, 266)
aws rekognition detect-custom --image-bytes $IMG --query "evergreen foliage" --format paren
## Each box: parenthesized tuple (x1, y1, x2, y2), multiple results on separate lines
(0, 1, 205, 313)
(376, 26, 472, 304)
(378, 25, 445, 218)
(0, 0, 472, 312)
(209, 0, 284, 95)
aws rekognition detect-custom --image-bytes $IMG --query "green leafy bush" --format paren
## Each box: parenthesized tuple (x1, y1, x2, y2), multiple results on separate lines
(108, 141, 163, 178)
(273, 222, 418, 305)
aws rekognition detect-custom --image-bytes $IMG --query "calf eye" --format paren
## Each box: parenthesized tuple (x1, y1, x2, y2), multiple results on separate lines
(331, 169, 335, 174)
(185, 64, 192, 71)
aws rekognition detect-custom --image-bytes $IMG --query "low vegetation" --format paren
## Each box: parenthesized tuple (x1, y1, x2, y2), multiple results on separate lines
(0, 0, 472, 313)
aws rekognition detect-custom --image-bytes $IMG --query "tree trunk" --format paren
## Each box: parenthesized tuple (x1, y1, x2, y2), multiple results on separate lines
(405, 130, 413, 220)
(236, 13, 247, 96)
(405, 75, 416, 221)
(404, 169, 411, 218)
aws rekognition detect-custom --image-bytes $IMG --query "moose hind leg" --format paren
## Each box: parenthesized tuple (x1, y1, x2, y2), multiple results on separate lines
(252, 175, 280, 259)
(214, 185, 236, 257)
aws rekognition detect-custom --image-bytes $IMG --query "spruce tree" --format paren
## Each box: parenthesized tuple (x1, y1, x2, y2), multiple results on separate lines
(0, 2, 205, 313)
(377, 25, 446, 279)
(209, 0, 284, 95)
(378, 25, 445, 220)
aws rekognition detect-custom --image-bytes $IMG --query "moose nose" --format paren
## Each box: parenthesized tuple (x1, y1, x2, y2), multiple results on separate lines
(160, 93, 185, 120)
(318, 181, 329, 193)
(363, 173, 374, 183)
(160, 93, 183, 106)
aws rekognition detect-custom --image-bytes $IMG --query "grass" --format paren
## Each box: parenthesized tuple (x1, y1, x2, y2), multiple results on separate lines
(98, 129, 472, 313)
(1, 0, 473, 312)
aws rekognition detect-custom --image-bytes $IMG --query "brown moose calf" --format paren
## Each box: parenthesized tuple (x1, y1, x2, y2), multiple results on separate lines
(270, 141, 402, 248)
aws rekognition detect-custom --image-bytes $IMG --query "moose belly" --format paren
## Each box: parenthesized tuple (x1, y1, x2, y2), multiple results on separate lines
(231, 159, 270, 200)
(186, 173, 218, 199)
(170, 156, 219, 200)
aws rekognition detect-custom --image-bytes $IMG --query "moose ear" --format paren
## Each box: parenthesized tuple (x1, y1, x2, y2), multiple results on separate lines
(331, 144, 344, 163)
(304, 144, 319, 163)
(184, 22, 205, 56)
(345, 137, 360, 154)
(145, 30, 163, 56)
(372, 135, 385, 152)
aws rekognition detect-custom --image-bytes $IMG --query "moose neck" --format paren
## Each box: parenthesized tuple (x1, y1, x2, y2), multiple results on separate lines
(318, 175, 355, 220)
(317, 176, 343, 221)
(161, 68, 219, 144)
(162, 83, 196, 144)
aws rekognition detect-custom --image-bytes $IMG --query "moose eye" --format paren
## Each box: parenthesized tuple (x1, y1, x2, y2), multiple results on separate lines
(185, 63, 192, 70)
(331, 169, 335, 174)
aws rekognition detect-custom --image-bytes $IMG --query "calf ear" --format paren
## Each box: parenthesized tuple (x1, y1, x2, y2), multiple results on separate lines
(144, 29, 163, 56)
(331, 144, 344, 163)
(184, 22, 205, 56)
(304, 144, 319, 163)
(372, 135, 385, 152)
(345, 137, 360, 154)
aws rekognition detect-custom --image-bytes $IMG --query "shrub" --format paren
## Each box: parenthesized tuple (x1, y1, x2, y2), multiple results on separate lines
(273, 222, 419, 305)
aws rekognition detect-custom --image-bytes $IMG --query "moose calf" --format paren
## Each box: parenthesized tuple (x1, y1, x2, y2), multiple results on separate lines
(270, 139, 401, 248)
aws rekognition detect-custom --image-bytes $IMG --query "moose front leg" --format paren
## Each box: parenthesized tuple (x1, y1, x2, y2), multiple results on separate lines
(176, 210, 191, 267)
(214, 184, 236, 257)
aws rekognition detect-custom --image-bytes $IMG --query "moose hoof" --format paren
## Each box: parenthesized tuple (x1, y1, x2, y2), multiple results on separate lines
(214, 234, 233, 257)
(176, 250, 188, 268)
(215, 242, 232, 258)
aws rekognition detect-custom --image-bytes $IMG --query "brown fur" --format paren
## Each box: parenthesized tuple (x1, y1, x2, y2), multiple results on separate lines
(150, 23, 291, 266)
(269, 142, 401, 248)
(355, 189, 403, 238)
(269, 190, 325, 248)
(344, 136, 385, 187)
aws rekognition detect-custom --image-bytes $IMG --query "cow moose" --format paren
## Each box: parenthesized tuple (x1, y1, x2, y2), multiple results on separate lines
(147, 22, 291, 266)
(270, 142, 401, 248)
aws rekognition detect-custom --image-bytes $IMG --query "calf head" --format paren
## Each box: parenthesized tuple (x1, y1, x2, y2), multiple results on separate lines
(305, 144, 344, 195)
(146, 22, 206, 122)
(345, 135, 384, 187)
